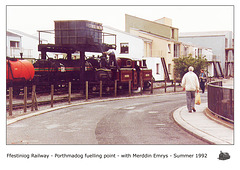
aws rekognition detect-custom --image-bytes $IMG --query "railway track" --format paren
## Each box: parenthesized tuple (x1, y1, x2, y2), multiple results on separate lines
(6, 83, 182, 112)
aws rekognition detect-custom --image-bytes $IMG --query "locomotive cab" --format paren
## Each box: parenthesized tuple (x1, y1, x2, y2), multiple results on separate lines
(116, 57, 152, 90)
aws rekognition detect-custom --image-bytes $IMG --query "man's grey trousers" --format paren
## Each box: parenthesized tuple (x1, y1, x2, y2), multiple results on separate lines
(186, 91, 195, 112)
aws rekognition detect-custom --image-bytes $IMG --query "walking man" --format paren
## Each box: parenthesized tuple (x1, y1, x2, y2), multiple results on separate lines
(181, 66, 200, 113)
(199, 69, 207, 93)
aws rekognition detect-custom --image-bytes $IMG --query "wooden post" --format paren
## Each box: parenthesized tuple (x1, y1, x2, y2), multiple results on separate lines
(31, 85, 34, 111)
(34, 90, 38, 111)
(151, 79, 153, 94)
(129, 80, 131, 96)
(9, 87, 13, 116)
(164, 79, 167, 93)
(86, 81, 88, 101)
(23, 86, 27, 112)
(174, 78, 176, 92)
(114, 80, 117, 97)
(140, 78, 143, 95)
(68, 82, 71, 104)
(31, 85, 38, 111)
(51, 85, 54, 107)
(100, 81, 102, 99)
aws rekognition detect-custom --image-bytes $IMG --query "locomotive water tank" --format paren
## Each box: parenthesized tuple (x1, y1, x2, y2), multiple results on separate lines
(6, 59, 35, 83)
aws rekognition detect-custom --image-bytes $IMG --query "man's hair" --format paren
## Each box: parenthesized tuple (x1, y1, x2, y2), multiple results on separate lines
(188, 66, 194, 71)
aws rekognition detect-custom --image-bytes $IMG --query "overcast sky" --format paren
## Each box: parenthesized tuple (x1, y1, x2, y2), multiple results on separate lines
(7, 5, 234, 36)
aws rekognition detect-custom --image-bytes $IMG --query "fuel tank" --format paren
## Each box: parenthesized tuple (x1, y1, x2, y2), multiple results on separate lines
(6, 59, 35, 82)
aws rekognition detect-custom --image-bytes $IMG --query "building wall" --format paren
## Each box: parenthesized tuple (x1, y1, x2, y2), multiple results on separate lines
(20, 35, 39, 59)
(144, 57, 164, 81)
(103, 26, 144, 60)
(207, 63, 214, 77)
(7, 30, 41, 59)
(179, 31, 233, 73)
(125, 14, 178, 41)
(130, 28, 175, 80)
(6, 35, 22, 58)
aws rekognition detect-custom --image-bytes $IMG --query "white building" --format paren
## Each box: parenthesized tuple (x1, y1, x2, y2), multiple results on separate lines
(103, 25, 144, 60)
(6, 31, 22, 58)
(7, 29, 47, 59)
(179, 31, 233, 77)
(179, 41, 214, 77)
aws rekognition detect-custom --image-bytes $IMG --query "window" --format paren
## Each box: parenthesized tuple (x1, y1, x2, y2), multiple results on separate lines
(126, 60, 132, 67)
(142, 60, 147, 67)
(174, 44, 180, 57)
(120, 43, 129, 54)
(10, 41, 20, 48)
(171, 29, 175, 39)
(156, 63, 159, 74)
(198, 49, 202, 57)
(225, 38, 228, 48)
(168, 64, 171, 75)
(168, 44, 171, 53)
(184, 46, 188, 56)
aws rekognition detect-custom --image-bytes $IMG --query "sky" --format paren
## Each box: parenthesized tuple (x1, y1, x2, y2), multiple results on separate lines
(6, 5, 234, 37)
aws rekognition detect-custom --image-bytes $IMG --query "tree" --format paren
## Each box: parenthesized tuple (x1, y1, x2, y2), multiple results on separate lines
(173, 54, 208, 80)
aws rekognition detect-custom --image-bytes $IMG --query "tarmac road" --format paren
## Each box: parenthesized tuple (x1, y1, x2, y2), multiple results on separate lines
(7, 93, 209, 144)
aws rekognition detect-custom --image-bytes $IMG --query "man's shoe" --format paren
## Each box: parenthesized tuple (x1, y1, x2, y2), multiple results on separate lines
(189, 111, 192, 113)
(192, 108, 196, 112)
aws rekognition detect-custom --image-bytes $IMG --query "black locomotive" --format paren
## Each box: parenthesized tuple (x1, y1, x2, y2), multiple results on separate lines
(33, 51, 152, 93)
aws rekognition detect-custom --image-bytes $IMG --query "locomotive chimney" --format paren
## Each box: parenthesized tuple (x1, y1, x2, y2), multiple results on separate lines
(20, 52, 23, 59)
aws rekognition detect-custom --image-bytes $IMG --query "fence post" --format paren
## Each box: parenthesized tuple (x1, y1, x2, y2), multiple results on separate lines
(68, 82, 71, 104)
(114, 80, 117, 97)
(100, 80, 102, 99)
(51, 85, 54, 107)
(24, 86, 27, 112)
(86, 81, 88, 101)
(34, 88, 38, 111)
(9, 87, 13, 116)
(174, 78, 176, 92)
(129, 80, 131, 96)
(140, 78, 143, 95)
(31, 85, 38, 111)
(151, 79, 153, 94)
(164, 79, 167, 93)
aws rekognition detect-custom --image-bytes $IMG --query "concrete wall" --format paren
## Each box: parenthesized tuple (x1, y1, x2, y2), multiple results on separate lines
(129, 28, 175, 80)
(144, 57, 164, 81)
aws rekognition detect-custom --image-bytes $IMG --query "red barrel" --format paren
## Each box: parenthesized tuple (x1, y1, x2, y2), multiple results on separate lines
(6, 59, 35, 82)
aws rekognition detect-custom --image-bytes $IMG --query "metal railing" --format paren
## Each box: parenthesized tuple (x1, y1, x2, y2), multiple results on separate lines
(208, 81, 234, 122)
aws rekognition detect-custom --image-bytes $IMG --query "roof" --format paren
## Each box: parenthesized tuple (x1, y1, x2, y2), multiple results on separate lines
(179, 31, 232, 37)
(8, 29, 39, 40)
(103, 25, 143, 40)
(131, 28, 177, 43)
(6, 31, 21, 37)
(8, 29, 48, 42)
(126, 14, 178, 30)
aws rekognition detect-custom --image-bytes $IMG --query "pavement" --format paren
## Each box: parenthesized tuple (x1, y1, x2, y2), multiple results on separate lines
(173, 102, 234, 145)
